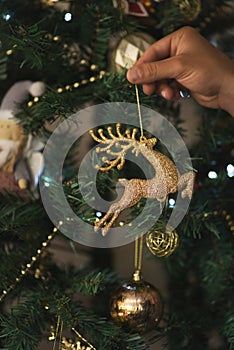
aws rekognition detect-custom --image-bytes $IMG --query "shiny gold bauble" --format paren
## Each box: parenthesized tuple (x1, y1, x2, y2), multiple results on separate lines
(173, 0, 201, 22)
(146, 229, 179, 257)
(110, 278, 163, 332)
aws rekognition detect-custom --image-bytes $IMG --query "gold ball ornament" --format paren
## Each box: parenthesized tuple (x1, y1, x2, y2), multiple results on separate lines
(146, 229, 179, 257)
(110, 276, 163, 333)
(173, 0, 201, 22)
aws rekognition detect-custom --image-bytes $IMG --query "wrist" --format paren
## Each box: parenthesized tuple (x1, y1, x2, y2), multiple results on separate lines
(219, 60, 234, 117)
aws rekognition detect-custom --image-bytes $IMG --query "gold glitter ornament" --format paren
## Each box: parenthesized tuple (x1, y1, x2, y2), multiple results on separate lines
(173, 0, 201, 22)
(146, 229, 179, 257)
(90, 123, 195, 236)
(110, 277, 163, 333)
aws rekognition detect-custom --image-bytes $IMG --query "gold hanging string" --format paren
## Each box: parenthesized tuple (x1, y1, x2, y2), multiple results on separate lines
(52, 315, 64, 350)
(123, 84, 146, 275)
(163, 196, 169, 232)
(72, 328, 97, 350)
(133, 234, 144, 281)
(58, 320, 63, 350)
(135, 84, 144, 140)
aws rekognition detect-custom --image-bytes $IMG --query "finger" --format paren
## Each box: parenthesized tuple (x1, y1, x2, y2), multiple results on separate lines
(142, 82, 156, 95)
(136, 31, 174, 64)
(155, 82, 180, 101)
(168, 80, 188, 99)
(156, 83, 174, 100)
(127, 56, 184, 84)
(142, 81, 180, 101)
(142, 80, 171, 96)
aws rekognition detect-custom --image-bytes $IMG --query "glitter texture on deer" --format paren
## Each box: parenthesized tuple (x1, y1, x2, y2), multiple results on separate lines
(89, 123, 195, 236)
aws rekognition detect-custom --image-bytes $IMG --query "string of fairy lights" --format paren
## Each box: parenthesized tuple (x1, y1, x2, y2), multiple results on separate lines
(4, 31, 108, 109)
(0, 222, 63, 303)
(27, 68, 107, 108)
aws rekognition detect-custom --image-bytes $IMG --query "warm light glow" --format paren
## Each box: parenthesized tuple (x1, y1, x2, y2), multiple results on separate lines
(118, 298, 140, 313)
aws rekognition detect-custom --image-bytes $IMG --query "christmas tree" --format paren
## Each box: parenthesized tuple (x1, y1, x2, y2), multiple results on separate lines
(0, 1, 233, 350)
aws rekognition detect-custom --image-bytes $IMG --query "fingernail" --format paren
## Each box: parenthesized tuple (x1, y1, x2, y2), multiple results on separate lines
(161, 90, 166, 99)
(127, 67, 140, 82)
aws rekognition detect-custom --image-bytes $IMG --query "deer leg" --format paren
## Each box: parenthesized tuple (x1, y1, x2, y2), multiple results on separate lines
(93, 179, 128, 232)
(94, 211, 114, 232)
(93, 183, 128, 233)
(101, 210, 121, 236)
(94, 196, 128, 235)
(178, 171, 195, 199)
(94, 178, 142, 235)
(94, 205, 122, 235)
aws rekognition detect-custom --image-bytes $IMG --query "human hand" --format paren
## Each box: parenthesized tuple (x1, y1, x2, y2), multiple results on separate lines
(126, 26, 234, 116)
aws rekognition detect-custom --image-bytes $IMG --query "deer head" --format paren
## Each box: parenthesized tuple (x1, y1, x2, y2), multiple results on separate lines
(89, 123, 157, 172)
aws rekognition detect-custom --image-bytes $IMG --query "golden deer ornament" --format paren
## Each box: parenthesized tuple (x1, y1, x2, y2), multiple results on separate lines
(89, 124, 195, 236)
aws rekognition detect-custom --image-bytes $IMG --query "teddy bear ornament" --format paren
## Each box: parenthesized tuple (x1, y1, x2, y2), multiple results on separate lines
(0, 80, 45, 194)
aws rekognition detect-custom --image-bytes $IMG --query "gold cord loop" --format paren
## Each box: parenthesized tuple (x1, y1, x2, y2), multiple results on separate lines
(133, 235, 144, 281)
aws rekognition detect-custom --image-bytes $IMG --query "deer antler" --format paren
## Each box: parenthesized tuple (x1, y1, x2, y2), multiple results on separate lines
(89, 123, 139, 172)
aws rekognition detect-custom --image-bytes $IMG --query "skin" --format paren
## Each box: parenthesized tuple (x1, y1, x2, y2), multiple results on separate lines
(126, 26, 234, 116)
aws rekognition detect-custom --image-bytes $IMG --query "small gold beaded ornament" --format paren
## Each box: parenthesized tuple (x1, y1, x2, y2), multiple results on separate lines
(146, 227, 179, 257)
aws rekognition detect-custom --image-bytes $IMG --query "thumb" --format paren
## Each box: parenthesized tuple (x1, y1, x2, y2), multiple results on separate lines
(127, 57, 183, 84)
